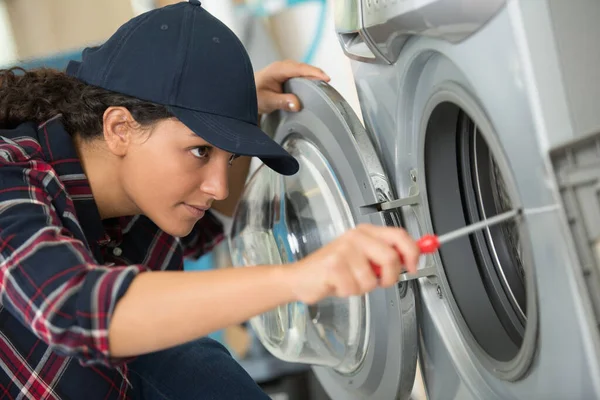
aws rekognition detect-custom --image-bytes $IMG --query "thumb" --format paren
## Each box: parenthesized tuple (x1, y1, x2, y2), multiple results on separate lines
(261, 93, 303, 114)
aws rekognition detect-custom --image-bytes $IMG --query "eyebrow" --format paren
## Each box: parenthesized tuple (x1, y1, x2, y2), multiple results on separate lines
(187, 131, 204, 138)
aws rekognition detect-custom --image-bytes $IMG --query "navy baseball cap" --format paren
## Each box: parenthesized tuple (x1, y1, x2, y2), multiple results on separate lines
(66, 0, 299, 175)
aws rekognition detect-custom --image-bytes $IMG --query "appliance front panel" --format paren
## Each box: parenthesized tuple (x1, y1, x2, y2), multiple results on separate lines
(350, 2, 600, 399)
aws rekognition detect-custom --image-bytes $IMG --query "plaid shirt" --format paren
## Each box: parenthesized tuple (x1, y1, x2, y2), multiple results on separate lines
(0, 116, 224, 399)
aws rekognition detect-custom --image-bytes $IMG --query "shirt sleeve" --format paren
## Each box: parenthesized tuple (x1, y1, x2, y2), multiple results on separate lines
(180, 210, 225, 260)
(0, 163, 147, 367)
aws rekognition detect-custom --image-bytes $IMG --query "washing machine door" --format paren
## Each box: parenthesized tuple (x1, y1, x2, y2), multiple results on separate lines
(229, 78, 418, 399)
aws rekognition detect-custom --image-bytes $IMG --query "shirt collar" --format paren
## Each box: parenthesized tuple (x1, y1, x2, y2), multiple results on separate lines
(36, 116, 111, 252)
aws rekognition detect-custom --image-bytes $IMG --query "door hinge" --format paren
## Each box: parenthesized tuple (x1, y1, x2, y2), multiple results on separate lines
(360, 184, 420, 215)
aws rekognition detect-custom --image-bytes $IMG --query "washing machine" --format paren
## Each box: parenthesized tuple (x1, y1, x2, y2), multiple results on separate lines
(228, 0, 600, 399)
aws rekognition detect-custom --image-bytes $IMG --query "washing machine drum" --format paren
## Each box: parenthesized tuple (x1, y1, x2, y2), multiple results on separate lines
(230, 137, 369, 374)
(230, 78, 418, 400)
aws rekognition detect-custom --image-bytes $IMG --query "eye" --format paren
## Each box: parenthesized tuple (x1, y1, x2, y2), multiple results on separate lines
(190, 146, 210, 159)
(229, 154, 241, 166)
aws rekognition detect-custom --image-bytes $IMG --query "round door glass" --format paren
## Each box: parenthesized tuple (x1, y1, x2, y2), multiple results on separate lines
(230, 135, 370, 374)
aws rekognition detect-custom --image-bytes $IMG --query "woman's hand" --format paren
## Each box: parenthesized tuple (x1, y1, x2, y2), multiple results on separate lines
(286, 225, 421, 304)
(255, 60, 330, 115)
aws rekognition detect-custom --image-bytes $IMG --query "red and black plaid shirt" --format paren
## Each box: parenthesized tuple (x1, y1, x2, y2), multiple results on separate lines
(0, 116, 224, 399)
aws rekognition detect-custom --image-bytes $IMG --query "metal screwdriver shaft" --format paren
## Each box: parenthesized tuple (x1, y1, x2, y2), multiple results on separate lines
(370, 209, 521, 281)
(436, 209, 520, 245)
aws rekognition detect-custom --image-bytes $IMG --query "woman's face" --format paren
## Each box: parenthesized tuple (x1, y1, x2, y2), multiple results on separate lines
(120, 118, 235, 237)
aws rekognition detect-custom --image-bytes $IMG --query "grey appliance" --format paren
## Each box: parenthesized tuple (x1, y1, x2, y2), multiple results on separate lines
(229, 1, 600, 399)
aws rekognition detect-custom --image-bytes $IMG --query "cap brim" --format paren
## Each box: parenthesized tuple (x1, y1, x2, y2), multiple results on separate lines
(168, 105, 299, 176)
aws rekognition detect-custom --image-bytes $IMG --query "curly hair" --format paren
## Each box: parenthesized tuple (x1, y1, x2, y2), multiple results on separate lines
(0, 67, 173, 137)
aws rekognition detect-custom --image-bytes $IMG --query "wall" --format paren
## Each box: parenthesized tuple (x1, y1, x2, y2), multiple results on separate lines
(3, 0, 135, 61)
(263, 1, 362, 118)
(0, 1, 17, 66)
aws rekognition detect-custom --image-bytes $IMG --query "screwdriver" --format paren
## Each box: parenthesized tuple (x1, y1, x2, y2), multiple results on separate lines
(370, 209, 521, 281)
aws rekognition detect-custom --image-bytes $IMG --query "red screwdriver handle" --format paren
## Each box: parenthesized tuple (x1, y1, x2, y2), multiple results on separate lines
(370, 234, 440, 278)
(418, 234, 440, 253)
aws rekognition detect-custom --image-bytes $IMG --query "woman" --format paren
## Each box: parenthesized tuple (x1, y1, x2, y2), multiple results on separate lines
(0, 2, 419, 399)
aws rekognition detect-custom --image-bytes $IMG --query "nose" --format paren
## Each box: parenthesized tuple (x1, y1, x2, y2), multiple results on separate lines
(199, 158, 229, 201)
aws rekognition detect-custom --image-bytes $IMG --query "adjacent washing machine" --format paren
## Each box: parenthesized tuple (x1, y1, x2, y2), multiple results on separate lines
(229, 1, 600, 399)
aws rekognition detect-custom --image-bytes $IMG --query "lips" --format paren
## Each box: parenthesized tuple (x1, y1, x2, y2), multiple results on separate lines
(183, 203, 208, 218)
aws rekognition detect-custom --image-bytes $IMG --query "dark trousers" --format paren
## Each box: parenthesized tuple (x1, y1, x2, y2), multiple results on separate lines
(128, 337, 270, 400)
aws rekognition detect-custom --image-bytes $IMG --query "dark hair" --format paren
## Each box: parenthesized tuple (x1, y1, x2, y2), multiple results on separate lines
(0, 67, 173, 137)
